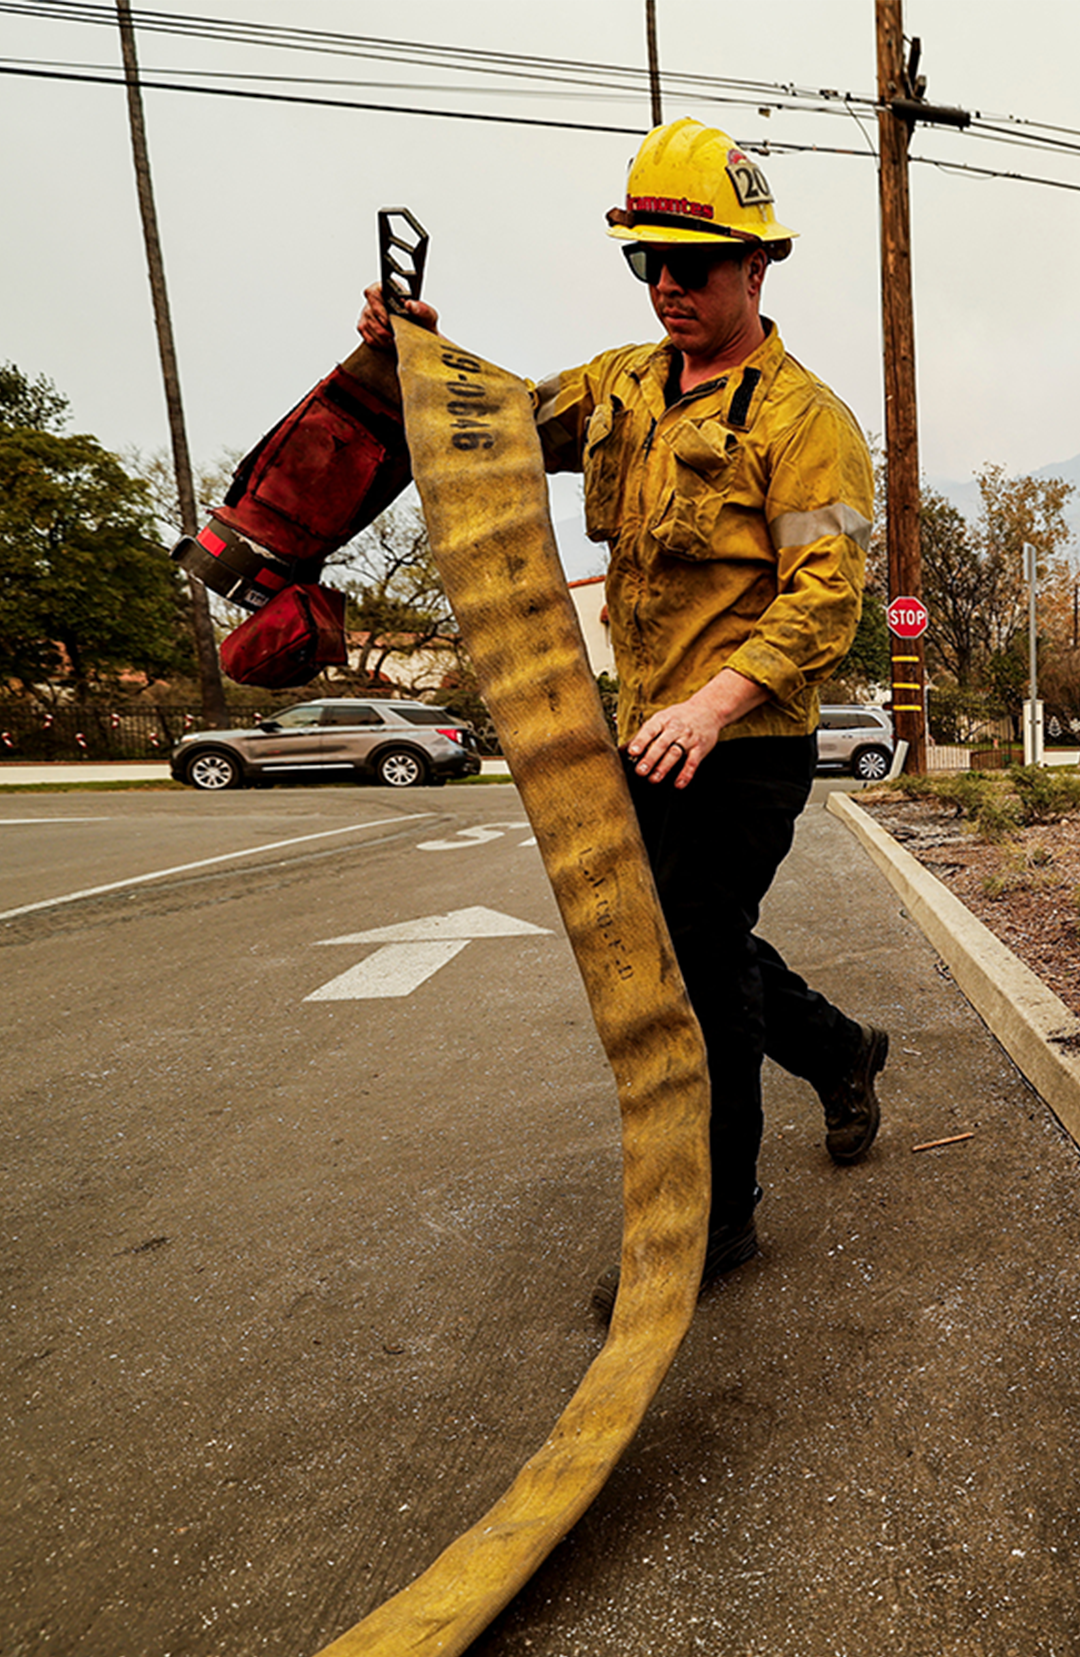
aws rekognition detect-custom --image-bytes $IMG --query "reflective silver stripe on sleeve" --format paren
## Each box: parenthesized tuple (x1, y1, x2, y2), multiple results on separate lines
(770, 502, 872, 552)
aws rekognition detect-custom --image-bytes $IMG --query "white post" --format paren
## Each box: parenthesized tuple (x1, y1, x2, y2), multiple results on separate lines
(1022, 542, 1043, 766)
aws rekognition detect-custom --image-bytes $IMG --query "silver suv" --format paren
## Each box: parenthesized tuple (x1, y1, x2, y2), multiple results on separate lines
(815, 705, 894, 782)
(171, 699, 482, 791)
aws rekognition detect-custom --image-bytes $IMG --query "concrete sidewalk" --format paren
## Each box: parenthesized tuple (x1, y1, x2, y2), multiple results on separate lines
(0, 761, 174, 784)
(465, 794, 1080, 1656)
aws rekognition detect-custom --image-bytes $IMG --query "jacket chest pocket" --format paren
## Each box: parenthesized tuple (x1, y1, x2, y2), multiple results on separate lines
(650, 421, 747, 561)
(583, 399, 631, 543)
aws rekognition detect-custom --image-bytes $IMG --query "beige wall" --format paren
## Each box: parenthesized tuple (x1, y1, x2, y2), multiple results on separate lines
(567, 576, 615, 677)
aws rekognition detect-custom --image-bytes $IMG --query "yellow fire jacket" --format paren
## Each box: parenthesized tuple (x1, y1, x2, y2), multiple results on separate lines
(533, 321, 873, 747)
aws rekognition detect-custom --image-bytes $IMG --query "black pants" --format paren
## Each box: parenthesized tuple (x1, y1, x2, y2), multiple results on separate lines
(626, 735, 861, 1227)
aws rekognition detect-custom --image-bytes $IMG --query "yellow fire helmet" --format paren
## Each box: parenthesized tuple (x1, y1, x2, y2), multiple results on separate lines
(606, 116, 797, 260)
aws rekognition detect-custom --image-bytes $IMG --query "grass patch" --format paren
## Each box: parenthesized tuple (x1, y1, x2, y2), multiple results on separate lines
(0, 778, 186, 794)
(0, 774, 515, 795)
(980, 839, 1064, 899)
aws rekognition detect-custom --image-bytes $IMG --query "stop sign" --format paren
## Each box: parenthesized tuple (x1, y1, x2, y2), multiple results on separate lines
(886, 595, 928, 638)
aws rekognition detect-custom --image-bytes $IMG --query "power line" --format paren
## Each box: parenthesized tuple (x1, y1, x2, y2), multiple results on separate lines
(0, 0, 824, 98)
(4, 58, 1080, 196)
(967, 118, 1080, 159)
(0, 54, 697, 100)
(911, 153, 1080, 192)
(8, 0, 1080, 157)
(0, 1, 960, 123)
(8, 49, 1080, 164)
(0, 60, 648, 135)
(0, 53, 876, 112)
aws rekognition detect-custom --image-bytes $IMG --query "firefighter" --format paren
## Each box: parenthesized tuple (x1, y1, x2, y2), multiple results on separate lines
(360, 118, 889, 1319)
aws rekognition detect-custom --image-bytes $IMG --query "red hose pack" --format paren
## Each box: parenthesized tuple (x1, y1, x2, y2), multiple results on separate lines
(216, 363, 410, 565)
(171, 362, 410, 609)
(219, 583, 349, 689)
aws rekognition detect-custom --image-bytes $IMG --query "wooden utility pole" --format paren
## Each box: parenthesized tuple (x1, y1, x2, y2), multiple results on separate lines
(875, 0, 925, 771)
(645, 0, 663, 127)
(115, 0, 227, 725)
(874, 4, 971, 774)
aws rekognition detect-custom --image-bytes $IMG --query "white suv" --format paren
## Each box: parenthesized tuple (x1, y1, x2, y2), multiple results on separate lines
(815, 705, 894, 782)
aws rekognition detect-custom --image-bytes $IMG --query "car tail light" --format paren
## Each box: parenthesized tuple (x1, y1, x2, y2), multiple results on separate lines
(437, 727, 463, 745)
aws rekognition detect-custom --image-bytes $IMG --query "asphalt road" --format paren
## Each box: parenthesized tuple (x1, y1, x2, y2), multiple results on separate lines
(4, 778, 1080, 1657)
(2, 782, 623, 1657)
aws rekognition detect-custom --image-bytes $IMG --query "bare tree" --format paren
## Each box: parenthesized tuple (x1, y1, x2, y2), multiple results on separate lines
(329, 503, 469, 696)
(974, 463, 1074, 657)
(920, 466, 1075, 690)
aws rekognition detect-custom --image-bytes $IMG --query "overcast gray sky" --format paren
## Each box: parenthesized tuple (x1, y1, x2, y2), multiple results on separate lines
(3, 0, 1079, 564)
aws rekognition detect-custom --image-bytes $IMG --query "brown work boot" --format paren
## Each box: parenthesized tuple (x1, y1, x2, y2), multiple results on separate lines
(820, 1024, 888, 1163)
(701, 1213, 759, 1283)
(590, 1209, 759, 1326)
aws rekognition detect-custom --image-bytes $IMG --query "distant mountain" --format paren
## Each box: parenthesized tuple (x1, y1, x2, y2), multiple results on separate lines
(926, 454, 1080, 554)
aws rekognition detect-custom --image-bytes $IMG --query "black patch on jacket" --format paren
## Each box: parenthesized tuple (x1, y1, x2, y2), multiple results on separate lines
(728, 367, 762, 429)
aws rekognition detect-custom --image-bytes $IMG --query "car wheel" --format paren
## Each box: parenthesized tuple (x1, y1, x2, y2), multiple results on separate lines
(852, 746, 891, 782)
(187, 749, 243, 791)
(376, 748, 428, 788)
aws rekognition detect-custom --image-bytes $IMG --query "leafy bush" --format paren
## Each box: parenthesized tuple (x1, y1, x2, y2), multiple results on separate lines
(972, 794, 1024, 843)
(1009, 765, 1080, 824)
(930, 771, 994, 819)
(886, 773, 936, 800)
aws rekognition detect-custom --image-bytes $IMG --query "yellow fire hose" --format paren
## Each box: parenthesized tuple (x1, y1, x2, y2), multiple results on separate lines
(312, 319, 713, 1655)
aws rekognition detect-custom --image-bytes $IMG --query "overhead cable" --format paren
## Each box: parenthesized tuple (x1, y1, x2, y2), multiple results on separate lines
(4, 59, 1080, 195)
(7, 0, 1080, 154)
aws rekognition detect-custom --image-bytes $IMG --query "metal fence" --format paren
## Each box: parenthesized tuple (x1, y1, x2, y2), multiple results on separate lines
(1, 703, 278, 763)
(926, 712, 1015, 772)
(0, 699, 506, 762)
(4, 698, 1070, 770)
(926, 742, 1022, 772)
(925, 708, 1080, 770)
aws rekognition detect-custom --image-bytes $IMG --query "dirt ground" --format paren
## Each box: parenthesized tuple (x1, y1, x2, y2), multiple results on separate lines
(858, 788, 1080, 1021)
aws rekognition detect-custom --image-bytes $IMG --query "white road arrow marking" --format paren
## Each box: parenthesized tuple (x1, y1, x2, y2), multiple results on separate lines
(314, 905, 550, 947)
(306, 939, 470, 1001)
(306, 905, 552, 1001)
(416, 822, 529, 852)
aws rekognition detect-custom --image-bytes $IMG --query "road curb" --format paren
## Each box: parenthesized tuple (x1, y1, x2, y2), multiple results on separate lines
(827, 790, 1080, 1151)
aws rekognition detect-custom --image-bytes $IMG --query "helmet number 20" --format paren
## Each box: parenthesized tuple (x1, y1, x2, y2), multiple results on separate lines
(726, 161, 773, 209)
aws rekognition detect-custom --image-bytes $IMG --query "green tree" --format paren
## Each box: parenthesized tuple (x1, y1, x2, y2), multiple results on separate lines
(986, 641, 1028, 736)
(920, 487, 986, 686)
(837, 590, 890, 690)
(0, 362, 70, 435)
(0, 426, 194, 702)
(125, 444, 247, 638)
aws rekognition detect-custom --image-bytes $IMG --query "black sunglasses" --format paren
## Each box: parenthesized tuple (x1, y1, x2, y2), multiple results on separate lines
(622, 243, 744, 290)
